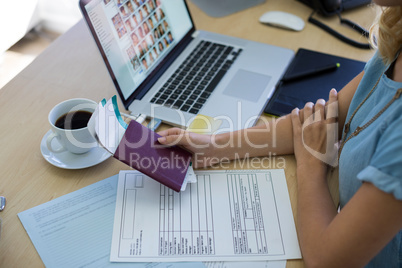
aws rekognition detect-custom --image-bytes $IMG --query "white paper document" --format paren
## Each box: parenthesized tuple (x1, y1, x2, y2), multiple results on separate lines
(204, 260, 286, 268)
(18, 175, 203, 268)
(111, 169, 301, 262)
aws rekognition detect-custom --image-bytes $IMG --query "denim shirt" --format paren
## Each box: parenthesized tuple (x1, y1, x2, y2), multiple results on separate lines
(339, 51, 402, 267)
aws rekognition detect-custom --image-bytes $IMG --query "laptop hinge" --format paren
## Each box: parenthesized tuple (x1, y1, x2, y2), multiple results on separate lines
(192, 30, 200, 39)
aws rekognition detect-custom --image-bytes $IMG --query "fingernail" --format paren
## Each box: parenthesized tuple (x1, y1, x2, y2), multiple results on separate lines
(157, 137, 166, 143)
(331, 88, 337, 94)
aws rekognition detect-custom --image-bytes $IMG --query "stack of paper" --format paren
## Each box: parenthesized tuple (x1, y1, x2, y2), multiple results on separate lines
(18, 169, 300, 267)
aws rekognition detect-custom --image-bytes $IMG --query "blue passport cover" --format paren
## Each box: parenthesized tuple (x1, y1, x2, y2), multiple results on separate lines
(264, 48, 366, 116)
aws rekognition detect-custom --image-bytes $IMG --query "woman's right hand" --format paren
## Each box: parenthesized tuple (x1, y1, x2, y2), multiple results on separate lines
(157, 128, 224, 168)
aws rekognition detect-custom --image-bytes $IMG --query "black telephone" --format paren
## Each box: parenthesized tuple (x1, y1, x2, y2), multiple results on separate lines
(298, 0, 373, 49)
(300, 0, 342, 16)
(299, 0, 371, 16)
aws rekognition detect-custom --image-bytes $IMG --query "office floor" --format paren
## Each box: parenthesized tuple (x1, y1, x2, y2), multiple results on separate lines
(0, 29, 60, 90)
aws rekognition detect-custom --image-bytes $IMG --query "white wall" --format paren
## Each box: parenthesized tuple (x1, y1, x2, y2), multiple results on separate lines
(38, 0, 82, 34)
(0, 0, 83, 53)
(0, 1, 41, 53)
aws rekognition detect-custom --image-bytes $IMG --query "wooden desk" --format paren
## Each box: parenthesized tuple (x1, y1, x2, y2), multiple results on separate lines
(0, 1, 376, 267)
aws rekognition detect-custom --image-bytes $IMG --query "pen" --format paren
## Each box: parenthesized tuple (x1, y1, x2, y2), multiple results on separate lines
(0, 196, 5, 211)
(281, 62, 340, 82)
(121, 113, 147, 124)
(0, 196, 5, 240)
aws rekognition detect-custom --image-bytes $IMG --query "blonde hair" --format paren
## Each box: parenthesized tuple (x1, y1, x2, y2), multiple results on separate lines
(370, 6, 402, 65)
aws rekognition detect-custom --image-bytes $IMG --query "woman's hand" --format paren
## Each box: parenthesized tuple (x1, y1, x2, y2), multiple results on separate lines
(291, 89, 339, 170)
(157, 128, 224, 168)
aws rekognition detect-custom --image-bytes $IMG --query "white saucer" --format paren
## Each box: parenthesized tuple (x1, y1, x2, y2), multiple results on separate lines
(40, 130, 111, 169)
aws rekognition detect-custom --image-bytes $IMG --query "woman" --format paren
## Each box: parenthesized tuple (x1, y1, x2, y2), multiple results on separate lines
(158, 1, 402, 267)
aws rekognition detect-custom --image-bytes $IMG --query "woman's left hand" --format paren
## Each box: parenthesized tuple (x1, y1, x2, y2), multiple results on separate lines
(291, 89, 339, 170)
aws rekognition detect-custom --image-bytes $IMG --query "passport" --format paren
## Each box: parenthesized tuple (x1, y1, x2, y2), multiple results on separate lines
(88, 96, 192, 192)
(114, 119, 192, 192)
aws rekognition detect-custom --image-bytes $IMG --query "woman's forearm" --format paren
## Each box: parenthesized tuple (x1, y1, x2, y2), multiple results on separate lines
(213, 114, 295, 160)
(296, 165, 338, 267)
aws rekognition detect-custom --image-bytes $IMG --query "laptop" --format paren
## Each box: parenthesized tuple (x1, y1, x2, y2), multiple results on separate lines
(79, 0, 294, 131)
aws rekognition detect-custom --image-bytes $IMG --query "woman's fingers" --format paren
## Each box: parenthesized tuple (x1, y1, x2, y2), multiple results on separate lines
(315, 99, 326, 122)
(327, 88, 338, 121)
(291, 108, 302, 146)
(291, 108, 301, 129)
(157, 127, 184, 137)
(303, 102, 314, 125)
(157, 128, 188, 146)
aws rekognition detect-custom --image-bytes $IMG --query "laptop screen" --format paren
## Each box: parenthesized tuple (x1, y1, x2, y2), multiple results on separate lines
(82, 0, 193, 104)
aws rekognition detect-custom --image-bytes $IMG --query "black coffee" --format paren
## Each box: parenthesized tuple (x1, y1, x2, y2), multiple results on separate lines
(55, 110, 92, 130)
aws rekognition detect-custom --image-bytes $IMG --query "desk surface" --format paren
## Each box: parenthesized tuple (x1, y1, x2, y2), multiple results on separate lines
(0, 0, 376, 267)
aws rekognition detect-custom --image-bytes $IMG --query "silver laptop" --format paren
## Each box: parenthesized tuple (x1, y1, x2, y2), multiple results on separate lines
(79, 0, 294, 131)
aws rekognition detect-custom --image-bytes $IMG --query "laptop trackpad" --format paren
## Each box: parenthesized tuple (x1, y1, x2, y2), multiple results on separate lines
(223, 69, 271, 102)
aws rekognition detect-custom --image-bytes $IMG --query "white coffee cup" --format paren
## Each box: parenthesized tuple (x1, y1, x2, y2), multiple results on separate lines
(47, 98, 97, 154)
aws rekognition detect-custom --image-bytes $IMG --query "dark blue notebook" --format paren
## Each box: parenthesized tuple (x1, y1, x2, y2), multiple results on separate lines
(264, 48, 366, 116)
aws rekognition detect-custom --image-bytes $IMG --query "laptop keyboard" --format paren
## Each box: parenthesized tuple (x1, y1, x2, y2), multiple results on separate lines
(150, 41, 242, 114)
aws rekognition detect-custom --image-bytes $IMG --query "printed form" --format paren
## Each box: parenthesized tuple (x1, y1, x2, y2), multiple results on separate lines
(18, 175, 203, 268)
(111, 169, 301, 262)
